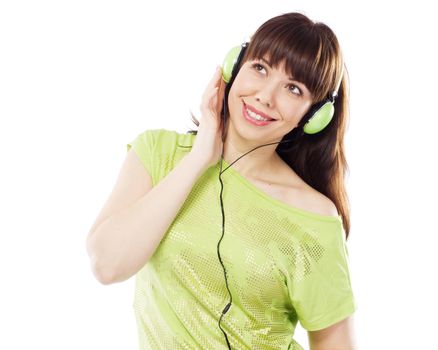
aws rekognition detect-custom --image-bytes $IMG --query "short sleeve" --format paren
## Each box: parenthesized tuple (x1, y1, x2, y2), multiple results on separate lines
(288, 222, 357, 331)
(126, 129, 157, 182)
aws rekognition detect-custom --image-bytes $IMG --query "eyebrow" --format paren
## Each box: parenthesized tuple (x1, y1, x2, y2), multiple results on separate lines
(259, 57, 306, 86)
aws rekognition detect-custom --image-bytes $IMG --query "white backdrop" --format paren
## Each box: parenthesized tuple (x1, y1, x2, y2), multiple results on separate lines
(1, 0, 437, 349)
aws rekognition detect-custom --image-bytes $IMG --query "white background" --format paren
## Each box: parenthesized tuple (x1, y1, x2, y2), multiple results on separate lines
(1, 0, 437, 349)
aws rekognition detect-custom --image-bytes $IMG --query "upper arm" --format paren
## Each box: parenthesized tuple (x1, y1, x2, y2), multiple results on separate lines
(86, 148, 153, 239)
(308, 315, 357, 350)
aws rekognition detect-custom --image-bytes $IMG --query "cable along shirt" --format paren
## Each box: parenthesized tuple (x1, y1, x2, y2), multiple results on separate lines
(126, 128, 357, 350)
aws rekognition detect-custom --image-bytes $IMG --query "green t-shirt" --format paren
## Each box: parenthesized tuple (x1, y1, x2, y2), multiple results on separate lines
(126, 128, 357, 350)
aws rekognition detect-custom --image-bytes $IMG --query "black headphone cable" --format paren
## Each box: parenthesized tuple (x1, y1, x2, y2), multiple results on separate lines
(216, 133, 301, 349)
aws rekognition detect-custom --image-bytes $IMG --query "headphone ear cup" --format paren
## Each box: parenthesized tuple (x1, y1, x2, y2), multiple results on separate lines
(303, 100, 335, 134)
(222, 45, 243, 83)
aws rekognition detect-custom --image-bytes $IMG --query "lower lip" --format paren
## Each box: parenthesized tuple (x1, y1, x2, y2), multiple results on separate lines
(242, 104, 275, 126)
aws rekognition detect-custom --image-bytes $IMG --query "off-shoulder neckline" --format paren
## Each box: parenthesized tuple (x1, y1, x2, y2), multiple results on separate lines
(176, 129, 342, 223)
(217, 158, 343, 223)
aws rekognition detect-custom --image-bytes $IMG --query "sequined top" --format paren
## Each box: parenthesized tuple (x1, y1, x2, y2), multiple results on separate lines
(126, 128, 357, 350)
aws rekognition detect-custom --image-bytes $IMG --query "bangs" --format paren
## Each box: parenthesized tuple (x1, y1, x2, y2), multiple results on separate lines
(242, 22, 342, 103)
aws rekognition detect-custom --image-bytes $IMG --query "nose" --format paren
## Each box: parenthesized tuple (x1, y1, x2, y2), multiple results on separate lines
(255, 83, 275, 108)
(255, 96, 271, 108)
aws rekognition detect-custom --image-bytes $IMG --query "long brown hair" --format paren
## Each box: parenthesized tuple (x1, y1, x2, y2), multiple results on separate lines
(190, 12, 352, 239)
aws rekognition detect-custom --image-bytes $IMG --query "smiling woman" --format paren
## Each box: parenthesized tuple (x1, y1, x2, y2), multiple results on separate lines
(190, 12, 349, 233)
(86, 11, 357, 350)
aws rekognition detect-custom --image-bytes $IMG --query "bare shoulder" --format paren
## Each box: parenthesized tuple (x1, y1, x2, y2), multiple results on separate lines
(276, 161, 339, 217)
(305, 187, 339, 217)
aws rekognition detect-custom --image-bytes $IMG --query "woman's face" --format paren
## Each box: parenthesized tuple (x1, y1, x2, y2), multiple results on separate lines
(227, 56, 314, 142)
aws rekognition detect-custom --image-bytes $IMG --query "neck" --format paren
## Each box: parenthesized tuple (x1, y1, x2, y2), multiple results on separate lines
(221, 129, 282, 179)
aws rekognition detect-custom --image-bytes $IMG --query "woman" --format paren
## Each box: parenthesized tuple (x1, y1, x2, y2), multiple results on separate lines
(86, 12, 358, 350)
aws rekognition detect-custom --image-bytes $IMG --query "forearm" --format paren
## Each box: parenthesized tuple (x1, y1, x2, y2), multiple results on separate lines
(87, 153, 208, 284)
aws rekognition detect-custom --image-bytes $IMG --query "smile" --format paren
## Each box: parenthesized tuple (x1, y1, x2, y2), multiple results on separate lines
(242, 103, 276, 126)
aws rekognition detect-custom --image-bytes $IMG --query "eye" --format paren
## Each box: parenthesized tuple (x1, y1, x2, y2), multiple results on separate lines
(251, 62, 266, 73)
(287, 84, 302, 96)
(251, 62, 302, 96)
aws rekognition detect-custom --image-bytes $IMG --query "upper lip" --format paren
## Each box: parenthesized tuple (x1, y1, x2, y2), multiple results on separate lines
(244, 102, 277, 120)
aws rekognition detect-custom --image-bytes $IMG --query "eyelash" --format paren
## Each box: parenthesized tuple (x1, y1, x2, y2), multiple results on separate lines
(251, 62, 302, 96)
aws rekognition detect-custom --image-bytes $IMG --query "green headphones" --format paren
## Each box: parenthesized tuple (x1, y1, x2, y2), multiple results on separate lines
(221, 42, 342, 135)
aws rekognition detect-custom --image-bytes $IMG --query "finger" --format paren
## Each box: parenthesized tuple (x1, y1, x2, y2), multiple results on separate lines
(218, 77, 226, 99)
(202, 75, 220, 100)
(201, 66, 222, 102)
(205, 66, 223, 91)
(216, 83, 225, 116)
(200, 86, 219, 112)
(209, 87, 220, 111)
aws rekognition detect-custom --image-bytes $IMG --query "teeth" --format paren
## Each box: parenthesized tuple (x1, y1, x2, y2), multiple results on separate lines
(246, 107, 272, 121)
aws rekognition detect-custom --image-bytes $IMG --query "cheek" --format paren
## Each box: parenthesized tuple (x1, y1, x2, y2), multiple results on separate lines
(294, 100, 313, 116)
(227, 85, 242, 115)
(302, 101, 315, 118)
(278, 100, 313, 124)
(228, 81, 249, 109)
(230, 72, 257, 96)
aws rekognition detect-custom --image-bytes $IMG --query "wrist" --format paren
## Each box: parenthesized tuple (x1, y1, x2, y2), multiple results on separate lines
(184, 152, 211, 173)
